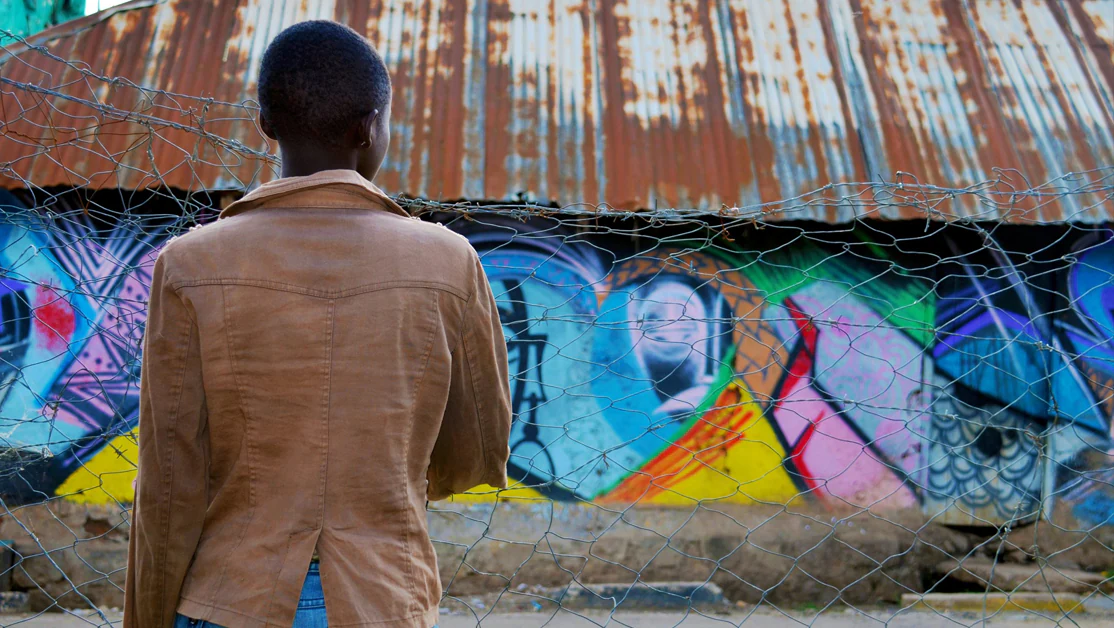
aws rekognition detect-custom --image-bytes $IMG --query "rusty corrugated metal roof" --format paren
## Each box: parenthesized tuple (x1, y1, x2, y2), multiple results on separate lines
(1, 0, 1111, 222)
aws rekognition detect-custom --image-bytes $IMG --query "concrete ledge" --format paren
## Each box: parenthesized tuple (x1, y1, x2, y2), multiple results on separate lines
(546, 582, 725, 610)
(935, 559, 1113, 595)
(901, 593, 1087, 614)
(5, 500, 1113, 611)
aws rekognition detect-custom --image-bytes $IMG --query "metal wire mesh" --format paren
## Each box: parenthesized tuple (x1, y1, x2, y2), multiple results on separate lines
(1, 29, 1113, 627)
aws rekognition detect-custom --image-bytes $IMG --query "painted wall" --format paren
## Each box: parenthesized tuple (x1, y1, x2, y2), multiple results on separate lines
(0, 0, 83, 38)
(0, 205, 1111, 527)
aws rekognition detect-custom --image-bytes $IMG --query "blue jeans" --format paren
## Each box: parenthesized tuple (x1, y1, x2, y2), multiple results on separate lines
(175, 561, 326, 628)
(175, 562, 439, 628)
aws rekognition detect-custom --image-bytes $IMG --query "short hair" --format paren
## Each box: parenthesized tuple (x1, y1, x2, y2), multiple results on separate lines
(257, 21, 392, 147)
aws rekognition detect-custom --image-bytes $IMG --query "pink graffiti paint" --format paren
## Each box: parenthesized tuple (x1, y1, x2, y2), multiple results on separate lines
(32, 285, 76, 353)
(777, 372, 918, 509)
(773, 298, 917, 510)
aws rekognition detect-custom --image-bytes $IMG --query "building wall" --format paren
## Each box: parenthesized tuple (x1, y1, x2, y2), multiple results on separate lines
(0, 203, 1111, 528)
(0, 0, 83, 38)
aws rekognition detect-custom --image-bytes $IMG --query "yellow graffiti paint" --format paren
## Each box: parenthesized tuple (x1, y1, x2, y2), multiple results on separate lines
(598, 381, 798, 505)
(447, 481, 548, 503)
(646, 411, 798, 506)
(56, 429, 138, 504)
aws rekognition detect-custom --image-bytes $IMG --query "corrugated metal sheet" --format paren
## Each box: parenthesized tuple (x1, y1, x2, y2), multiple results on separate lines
(0, 0, 1111, 222)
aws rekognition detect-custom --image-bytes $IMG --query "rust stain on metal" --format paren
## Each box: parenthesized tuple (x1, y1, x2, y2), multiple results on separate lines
(0, 0, 1111, 223)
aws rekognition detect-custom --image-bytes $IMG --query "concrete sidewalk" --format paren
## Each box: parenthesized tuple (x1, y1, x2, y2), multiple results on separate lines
(3, 608, 1114, 627)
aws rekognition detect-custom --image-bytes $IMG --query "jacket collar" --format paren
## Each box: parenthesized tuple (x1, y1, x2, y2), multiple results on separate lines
(220, 170, 409, 219)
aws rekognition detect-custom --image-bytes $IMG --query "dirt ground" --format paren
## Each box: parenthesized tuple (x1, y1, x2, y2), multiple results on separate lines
(3, 608, 1114, 627)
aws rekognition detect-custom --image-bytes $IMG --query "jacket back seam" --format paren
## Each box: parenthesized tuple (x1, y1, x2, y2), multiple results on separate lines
(207, 284, 259, 607)
(401, 292, 439, 613)
(152, 317, 193, 623)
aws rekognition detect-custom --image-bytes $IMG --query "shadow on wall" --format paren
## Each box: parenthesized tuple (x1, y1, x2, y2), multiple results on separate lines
(0, 198, 1111, 529)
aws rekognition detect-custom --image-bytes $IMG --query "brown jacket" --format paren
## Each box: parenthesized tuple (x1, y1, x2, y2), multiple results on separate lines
(123, 170, 512, 628)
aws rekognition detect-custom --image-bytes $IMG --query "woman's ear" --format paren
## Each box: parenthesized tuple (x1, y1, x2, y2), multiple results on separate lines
(357, 110, 379, 148)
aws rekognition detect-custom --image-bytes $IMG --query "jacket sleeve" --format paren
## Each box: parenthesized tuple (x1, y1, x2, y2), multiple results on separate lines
(124, 250, 209, 628)
(427, 251, 512, 501)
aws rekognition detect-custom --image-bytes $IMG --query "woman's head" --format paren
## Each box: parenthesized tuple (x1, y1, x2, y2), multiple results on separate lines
(258, 21, 392, 180)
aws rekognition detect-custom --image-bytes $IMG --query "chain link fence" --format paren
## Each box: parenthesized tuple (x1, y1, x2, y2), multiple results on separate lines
(1, 29, 1113, 627)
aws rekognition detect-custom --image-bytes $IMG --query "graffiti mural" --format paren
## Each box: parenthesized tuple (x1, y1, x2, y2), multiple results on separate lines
(460, 224, 940, 510)
(449, 223, 1113, 526)
(923, 380, 1044, 523)
(0, 206, 1111, 528)
(1050, 234, 1114, 527)
(923, 234, 1114, 525)
(0, 197, 162, 504)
